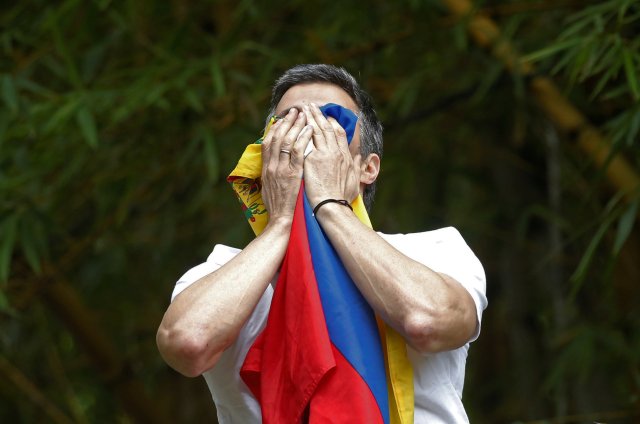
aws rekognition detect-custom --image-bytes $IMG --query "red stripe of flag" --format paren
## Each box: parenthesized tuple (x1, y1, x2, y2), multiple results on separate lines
(241, 186, 383, 423)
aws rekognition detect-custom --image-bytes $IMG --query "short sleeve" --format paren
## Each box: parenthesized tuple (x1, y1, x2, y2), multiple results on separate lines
(379, 227, 487, 343)
(171, 244, 242, 302)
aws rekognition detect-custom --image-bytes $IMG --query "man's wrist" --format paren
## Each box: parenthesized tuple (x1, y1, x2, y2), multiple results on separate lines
(312, 199, 352, 216)
(264, 215, 293, 234)
(313, 199, 354, 222)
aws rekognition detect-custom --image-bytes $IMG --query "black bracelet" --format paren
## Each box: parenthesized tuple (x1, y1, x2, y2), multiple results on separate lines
(312, 199, 353, 216)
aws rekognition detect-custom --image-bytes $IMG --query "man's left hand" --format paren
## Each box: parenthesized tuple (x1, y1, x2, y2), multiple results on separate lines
(302, 103, 362, 209)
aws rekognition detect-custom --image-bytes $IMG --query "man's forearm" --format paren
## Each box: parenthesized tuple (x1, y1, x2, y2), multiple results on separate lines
(156, 218, 291, 376)
(314, 203, 477, 353)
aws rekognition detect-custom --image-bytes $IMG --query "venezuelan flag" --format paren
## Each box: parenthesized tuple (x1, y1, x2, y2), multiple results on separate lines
(230, 104, 413, 423)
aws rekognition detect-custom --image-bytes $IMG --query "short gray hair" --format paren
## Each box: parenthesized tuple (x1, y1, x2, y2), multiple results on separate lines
(267, 64, 383, 212)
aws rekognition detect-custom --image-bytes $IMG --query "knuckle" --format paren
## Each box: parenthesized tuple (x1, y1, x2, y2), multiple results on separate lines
(321, 122, 334, 132)
(293, 115, 305, 127)
(273, 127, 286, 140)
(266, 163, 278, 175)
(283, 133, 296, 145)
(283, 112, 298, 125)
(282, 113, 294, 124)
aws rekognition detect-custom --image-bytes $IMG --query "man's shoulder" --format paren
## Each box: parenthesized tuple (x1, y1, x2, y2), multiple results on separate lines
(171, 243, 243, 302)
(378, 226, 464, 246)
(206, 243, 242, 266)
(377, 226, 482, 279)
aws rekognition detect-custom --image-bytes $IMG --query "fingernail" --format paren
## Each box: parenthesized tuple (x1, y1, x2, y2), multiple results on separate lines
(289, 108, 297, 115)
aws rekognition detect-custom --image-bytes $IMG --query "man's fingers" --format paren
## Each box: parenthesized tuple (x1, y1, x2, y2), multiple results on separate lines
(270, 108, 299, 154)
(280, 110, 307, 156)
(290, 125, 313, 167)
(309, 103, 339, 151)
(261, 118, 281, 164)
(313, 103, 339, 149)
(303, 104, 326, 149)
(328, 118, 349, 154)
(262, 107, 305, 167)
(262, 117, 282, 145)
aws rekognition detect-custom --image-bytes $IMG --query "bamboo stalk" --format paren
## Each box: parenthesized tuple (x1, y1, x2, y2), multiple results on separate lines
(40, 269, 171, 424)
(441, 0, 640, 202)
(0, 354, 74, 424)
(530, 78, 640, 196)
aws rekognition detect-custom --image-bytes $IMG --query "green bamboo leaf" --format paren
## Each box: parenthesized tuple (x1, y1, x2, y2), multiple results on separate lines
(590, 36, 620, 75)
(568, 1, 615, 22)
(592, 11, 605, 33)
(472, 62, 504, 103)
(590, 61, 620, 100)
(601, 82, 628, 101)
(550, 46, 577, 75)
(1, 74, 18, 115)
(76, 106, 99, 147)
(211, 59, 226, 98)
(184, 90, 203, 113)
(0, 216, 18, 283)
(627, 108, 640, 146)
(605, 110, 629, 146)
(559, 14, 594, 38)
(18, 77, 55, 98)
(20, 219, 43, 274)
(522, 38, 582, 63)
(578, 37, 605, 81)
(569, 211, 617, 298)
(617, 0, 629, 24)
(613, 198, 639, 255)
(145, 84, 168, 107)
(45, 97, 80, 133)
(48, 7, 82, 88)
(623, 48, 640, 100)
(568, 45, 591, 85)
(235, 41, 277, 57)
(201, 130, 219, 183)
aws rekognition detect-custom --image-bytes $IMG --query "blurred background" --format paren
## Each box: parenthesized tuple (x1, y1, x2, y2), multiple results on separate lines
(1, 0, 639, 422)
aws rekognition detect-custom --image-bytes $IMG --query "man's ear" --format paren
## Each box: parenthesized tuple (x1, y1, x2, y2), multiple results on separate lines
(360, 153, 380, 185)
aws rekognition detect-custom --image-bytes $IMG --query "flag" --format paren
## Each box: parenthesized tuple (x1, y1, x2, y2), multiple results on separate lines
(229, 104, 414, 423)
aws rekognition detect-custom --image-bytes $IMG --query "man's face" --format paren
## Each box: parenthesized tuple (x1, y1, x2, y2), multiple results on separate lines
(274, 82, 362, 157)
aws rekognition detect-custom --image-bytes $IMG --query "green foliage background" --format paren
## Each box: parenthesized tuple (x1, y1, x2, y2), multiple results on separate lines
(1, 0, 639, 422)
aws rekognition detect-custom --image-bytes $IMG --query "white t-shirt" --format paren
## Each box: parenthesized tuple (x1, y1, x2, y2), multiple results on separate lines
(172, 227, 487, 423)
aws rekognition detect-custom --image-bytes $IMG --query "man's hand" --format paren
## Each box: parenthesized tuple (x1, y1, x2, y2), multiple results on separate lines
(157, 109, 315, 377)
(300, 106, 477, 354)
(302, 103, 362, 209)
(261, 107, 313, 225)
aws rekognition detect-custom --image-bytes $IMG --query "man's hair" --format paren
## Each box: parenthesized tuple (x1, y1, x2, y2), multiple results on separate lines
(267, 64, 383, 212)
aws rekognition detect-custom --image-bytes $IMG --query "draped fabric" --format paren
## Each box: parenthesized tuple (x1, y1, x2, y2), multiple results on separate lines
(228, 104, 414, 423)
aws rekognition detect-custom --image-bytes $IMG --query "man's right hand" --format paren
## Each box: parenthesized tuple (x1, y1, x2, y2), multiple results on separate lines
(156, 108, 314, 378)
(260, 107, 313, 227)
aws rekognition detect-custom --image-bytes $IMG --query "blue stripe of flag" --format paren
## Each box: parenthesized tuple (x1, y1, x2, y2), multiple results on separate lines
(303, 192, 390, 424)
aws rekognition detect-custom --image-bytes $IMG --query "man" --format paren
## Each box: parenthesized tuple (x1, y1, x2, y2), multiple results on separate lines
(157, 64, 487, 423)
